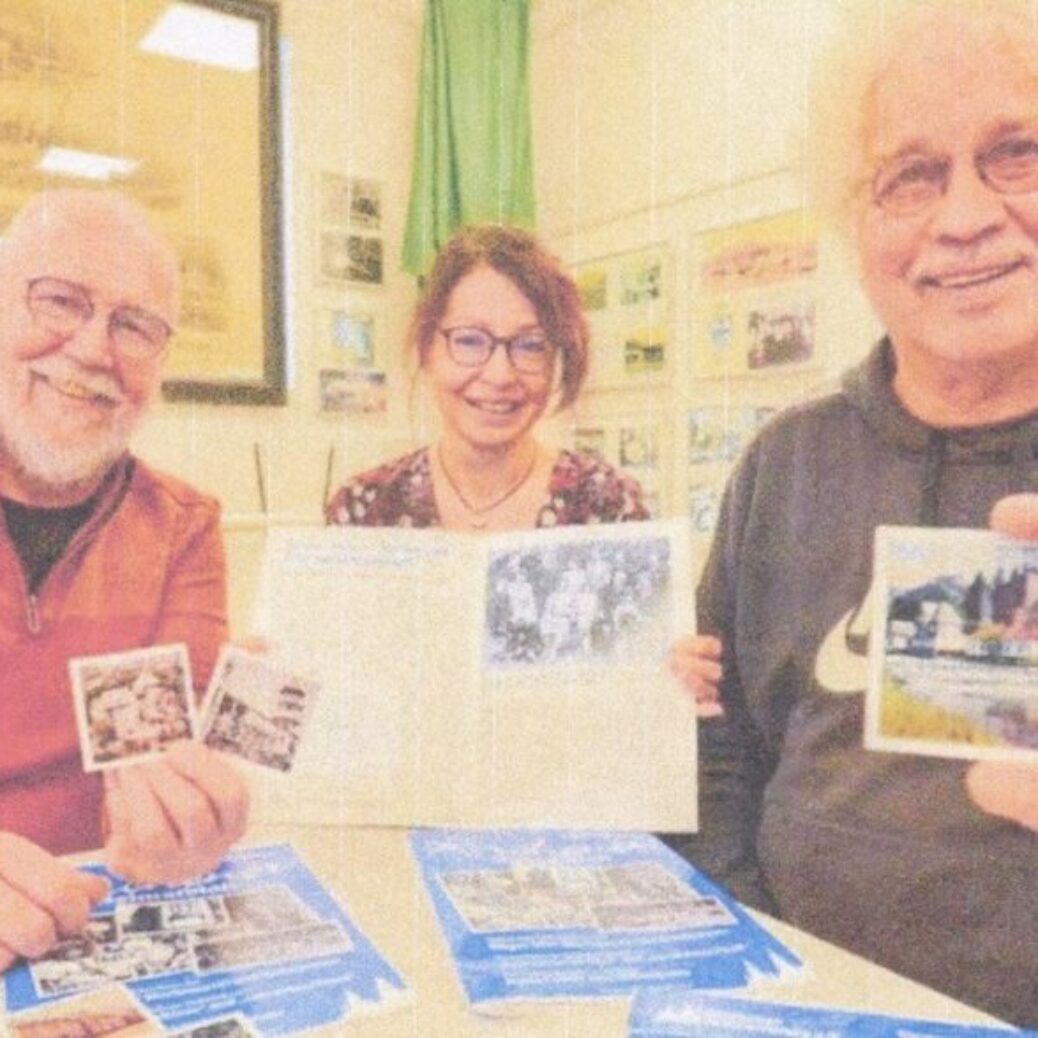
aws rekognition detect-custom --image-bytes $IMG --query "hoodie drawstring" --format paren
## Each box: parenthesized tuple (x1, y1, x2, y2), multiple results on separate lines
(919, 430, 947, 526)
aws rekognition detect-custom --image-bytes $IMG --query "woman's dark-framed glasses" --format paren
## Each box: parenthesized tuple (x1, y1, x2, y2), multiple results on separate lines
(872, 125, 1038, 215)
(440, 326, 554, 374)
(26, 277, 172, 360)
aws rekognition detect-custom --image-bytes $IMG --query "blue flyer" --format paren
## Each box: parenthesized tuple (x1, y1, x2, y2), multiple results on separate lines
(3, 843, 409, 1035)
(409, 829, 801, 1004)
(628, 991, 1032, 1036)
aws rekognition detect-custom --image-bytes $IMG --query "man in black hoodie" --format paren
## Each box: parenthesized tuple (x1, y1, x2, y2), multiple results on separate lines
(670, 0, 1038, 1026)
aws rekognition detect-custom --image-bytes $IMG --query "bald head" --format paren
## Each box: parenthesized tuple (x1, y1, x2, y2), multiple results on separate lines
(1, 189, 180, 326)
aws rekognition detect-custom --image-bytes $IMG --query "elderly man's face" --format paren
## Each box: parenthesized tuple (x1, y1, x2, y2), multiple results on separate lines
(0, 200, 177, 504)
(857, 28, 1038, 375)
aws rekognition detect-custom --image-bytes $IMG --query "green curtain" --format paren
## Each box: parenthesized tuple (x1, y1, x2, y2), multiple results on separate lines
(402, 0, 535, 276)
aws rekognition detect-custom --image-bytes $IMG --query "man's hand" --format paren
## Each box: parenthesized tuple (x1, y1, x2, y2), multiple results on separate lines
(104, 741, 249, 885)
(0, 833, 108, 971)
(965, 493, 1038, 830)
(668, 634, 725, 717)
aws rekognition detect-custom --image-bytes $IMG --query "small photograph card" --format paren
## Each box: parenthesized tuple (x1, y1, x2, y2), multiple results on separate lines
(168, 1016, 258, 1038)
(200, 646, 319, 772)
(70, 644, 195, 771)
(868, 526, 1038, 760)
(4, 984, 162, 1038)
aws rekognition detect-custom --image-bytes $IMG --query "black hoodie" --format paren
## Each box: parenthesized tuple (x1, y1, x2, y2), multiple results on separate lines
(681, 339, 1038, 1026)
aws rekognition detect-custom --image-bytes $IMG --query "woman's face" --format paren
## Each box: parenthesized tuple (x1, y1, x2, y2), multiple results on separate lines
(426, 264, 555, 454)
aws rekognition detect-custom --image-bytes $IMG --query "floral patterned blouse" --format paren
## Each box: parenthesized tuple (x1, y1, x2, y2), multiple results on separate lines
(326, 447, 650, 527)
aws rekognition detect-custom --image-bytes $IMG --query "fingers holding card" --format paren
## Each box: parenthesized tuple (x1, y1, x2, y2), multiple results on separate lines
(103, 747, 250, 885)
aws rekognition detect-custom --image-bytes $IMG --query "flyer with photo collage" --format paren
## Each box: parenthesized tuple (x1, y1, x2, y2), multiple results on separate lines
(409, 829, 801, 1006)
(627, 991, 1032, 1037)
(2, 844, 409, 1035)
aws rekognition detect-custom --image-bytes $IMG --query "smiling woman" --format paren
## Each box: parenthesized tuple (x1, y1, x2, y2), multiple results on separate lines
(326, 225, 650, 531)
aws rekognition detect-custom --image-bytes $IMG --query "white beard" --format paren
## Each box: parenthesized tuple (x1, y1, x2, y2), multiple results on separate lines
(0, 368, 141, 501)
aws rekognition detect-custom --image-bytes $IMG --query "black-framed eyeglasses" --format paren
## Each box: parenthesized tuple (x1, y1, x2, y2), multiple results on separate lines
(439, 325, 555, 375)
(871, 125, 1038, 216)
(26, 277, 173, 360)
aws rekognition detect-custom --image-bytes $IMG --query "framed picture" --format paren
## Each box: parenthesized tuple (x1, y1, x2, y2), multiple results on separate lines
(0, 0, 287, 404)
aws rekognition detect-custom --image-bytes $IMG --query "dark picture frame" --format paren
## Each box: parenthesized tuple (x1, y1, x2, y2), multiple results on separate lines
(160, 0, 286, 405)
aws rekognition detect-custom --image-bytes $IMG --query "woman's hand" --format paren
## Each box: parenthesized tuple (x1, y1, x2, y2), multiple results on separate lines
(965, 493, 1038, 830)
(669, 634, 724, 717)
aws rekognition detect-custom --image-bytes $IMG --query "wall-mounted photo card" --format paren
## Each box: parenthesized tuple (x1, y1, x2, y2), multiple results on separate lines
(347, 176, 382, 231)
(6, 984, 163, 1038)
(201, 646, 319, 773)
(317, 231, 383, 286)
(623, 326, 666, 374)
(746, 300, 815, 371)
(319, 368, 387, 415)
(572, 426, 607, 461)
(619, 251, 664, 306)
(688, 483, 722, 535)
(70, 645, 195, 772)
(619, 425, 658, 470)
(688, 405, 777, 464)
(575, 264, 608, 311)
(699, 216, 819, 294)
(868, 526, 1038, 761)
(321, 307, 375, 367)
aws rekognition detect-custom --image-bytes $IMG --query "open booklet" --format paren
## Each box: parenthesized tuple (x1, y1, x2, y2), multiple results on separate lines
(250, 519, 697, 830)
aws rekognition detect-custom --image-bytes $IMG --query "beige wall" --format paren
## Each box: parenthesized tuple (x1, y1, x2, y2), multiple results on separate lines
(129, 0, 425, 627)
(126, 0, 882, 625)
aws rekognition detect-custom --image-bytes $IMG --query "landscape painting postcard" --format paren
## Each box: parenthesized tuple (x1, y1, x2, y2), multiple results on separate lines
(868, 526, 1038, 761)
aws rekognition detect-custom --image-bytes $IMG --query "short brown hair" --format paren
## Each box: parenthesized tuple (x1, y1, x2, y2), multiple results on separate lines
(410, 225, 589, 409)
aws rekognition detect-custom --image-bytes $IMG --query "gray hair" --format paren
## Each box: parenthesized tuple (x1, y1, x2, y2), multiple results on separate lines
(804, 0, 1038, 238)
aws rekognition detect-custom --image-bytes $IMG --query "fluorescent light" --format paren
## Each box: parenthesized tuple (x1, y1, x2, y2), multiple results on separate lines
(139, 2, 259, 72)
(37, 147, 139, 181)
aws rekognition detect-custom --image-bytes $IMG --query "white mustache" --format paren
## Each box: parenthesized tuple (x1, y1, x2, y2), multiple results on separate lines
(31, 360, 125, 407)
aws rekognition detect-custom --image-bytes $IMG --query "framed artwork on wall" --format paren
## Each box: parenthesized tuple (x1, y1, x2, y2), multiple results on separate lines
(0, 0, 287, 404)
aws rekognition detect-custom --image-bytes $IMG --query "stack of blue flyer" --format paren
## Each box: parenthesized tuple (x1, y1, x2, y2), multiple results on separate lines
(3, 844, 409, 1035)
(628, 991, 1035, 1037)
(409, 829, 801, 1005)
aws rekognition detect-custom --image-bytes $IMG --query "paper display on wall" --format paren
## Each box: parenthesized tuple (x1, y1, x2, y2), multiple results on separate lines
(250, 521, 697, 830)
(573, 246, 673, 388)
(692, 212, 819, 380)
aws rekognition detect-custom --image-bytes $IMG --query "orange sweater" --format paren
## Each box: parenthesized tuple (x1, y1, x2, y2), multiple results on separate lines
(0, 456, 227, 854)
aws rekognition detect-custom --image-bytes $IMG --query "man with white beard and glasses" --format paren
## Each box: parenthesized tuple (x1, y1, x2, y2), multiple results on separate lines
(0, 190, 249, 971)
(668, 0, 1038, 1026)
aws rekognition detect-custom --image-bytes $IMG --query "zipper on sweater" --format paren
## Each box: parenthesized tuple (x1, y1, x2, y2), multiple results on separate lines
(26, 592, 40, 634)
